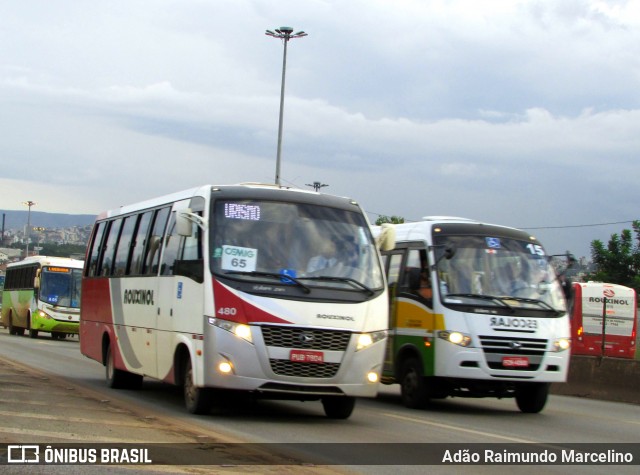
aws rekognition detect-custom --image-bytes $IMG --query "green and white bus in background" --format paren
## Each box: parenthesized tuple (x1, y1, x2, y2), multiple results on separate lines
(1, 256, 83, 339)
(374, 217, 571, 413)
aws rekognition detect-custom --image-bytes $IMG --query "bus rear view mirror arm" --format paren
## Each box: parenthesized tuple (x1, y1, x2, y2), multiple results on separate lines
(177, 209, 208, 236)
(376, 223, 396, 251)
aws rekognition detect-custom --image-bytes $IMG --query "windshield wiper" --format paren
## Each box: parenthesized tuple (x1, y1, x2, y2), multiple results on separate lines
(445, 293, 562, 315)
(444, 293, 516, 313)
(224, 271, 311, 294)
(299, 276, 374, 295)
(496, 296, 562, 315)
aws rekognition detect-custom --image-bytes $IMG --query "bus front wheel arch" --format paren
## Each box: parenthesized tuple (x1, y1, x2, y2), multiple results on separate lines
(105, 341, 143, 390)
(27, 313, 38, 339)
(183, 358, 212, 415)
(7, 312, 23, 336)
(400, 357, 430, 409)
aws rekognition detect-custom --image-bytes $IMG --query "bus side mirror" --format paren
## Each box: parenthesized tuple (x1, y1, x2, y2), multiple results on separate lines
(376, 223, 396, 252)
(176, 209, 207, 237)
(176, 210, 193, 237)
(34, 269, 41, 290)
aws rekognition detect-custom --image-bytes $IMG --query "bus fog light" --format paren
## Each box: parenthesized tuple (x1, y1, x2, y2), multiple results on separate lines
(367, 371, 379, 383)
(218, 360, 233, 374)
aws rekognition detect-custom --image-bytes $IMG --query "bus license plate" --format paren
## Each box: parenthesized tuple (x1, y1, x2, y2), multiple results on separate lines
(502, 356, 529, 368)
(290, 350, 324, 364)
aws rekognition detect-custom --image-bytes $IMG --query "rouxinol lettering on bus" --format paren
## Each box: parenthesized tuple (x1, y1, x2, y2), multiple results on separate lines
(570, 282, 637, 359)
(1, 256, 83, 339)
(80, 183, 394, 418)
(372, 217, 571, 414)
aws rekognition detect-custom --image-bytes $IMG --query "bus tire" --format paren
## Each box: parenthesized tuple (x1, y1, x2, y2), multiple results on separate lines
(183, 358, 211, 415)
(7, 313, 16, 335)
(515, 382, 549, 413)
(7, 312, 25, 336)
(400, 357, 429, 409)
(106, 344, 142, 390)
(321, 396, 356, 419)
(27, 316, 39, 339)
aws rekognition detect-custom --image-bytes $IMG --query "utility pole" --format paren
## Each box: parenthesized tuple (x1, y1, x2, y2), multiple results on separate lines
(23, 200, 36, 257)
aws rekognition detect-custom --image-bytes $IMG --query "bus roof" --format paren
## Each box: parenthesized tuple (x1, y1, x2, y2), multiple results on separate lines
(6, 256, 85, 269)
(374, 218, 538, 244)
(97, 183, 362, 221)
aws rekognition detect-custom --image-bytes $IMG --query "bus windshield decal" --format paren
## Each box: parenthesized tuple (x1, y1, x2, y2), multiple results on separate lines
(485, 237, 501, 249)
(220, 245, 258, 272)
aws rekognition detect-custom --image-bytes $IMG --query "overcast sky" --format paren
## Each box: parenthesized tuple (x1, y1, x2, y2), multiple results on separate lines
(1, 0, 639, 258)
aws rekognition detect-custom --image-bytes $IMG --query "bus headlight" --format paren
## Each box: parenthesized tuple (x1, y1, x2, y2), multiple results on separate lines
(438, 330, 472, 347)
(208, 317, 253, 344)
(356, 330, 387, 351)
(37, 310, 53, 320)
(553, 338, 571, 352)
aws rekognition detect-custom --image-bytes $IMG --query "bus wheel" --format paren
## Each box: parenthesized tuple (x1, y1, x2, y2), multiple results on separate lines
(7, 314, 16, 335)
(321, 396, 356, 419)
(26, 314, 38, 338)
(400, 357, 429, 409)
(183, 359, 211, 415)
(106, 344, 142, 390)
(7, 313, 25, 336)
(515, 383, 550, 413)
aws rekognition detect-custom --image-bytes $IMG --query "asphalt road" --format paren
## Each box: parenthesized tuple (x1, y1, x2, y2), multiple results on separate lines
(0, 328, 638, 475)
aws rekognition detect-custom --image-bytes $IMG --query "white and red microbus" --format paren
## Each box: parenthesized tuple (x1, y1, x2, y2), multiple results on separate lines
(571, 282, 637, 359)
(80, 184, 391, 418)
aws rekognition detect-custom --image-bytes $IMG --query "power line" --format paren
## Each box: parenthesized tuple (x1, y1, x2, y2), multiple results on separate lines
(521, 220, 636, 230)
(366, 212, 637, 230)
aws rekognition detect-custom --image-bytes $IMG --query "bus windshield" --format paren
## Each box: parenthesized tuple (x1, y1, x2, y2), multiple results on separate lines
(39, 267, 82, 308)
(434, 234, 566, 315)
(211, 199, 384, 291)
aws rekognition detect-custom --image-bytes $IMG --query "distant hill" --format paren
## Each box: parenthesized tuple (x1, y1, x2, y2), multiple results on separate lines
(0, 210, 96, 230)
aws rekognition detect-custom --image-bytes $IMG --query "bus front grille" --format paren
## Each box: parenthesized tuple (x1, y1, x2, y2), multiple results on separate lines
(261, 325, 352, 351)
(479, 335, 547, 371)
(269, 359, 341, 378)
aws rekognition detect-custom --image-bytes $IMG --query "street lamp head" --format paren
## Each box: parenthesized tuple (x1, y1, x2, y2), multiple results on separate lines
(279, 26, 294, 34)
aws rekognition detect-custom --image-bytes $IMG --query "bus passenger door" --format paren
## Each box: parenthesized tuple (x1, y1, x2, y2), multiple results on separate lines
(382, 250, 404, 376)
(156, 199, 205, 382)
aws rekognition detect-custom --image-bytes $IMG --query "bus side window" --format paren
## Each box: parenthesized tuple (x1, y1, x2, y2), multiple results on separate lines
(160, 213, 180, 276)
(387, 253, 403, 288)
(174, 213, 204, 283)
(87, 221, 107, 277)
(113, 215, 137, 277)
(160, 200, 203, 282)
(98, 219, 123, 277)
(129, 211, 153, 276)
(143, 207, 171, 275)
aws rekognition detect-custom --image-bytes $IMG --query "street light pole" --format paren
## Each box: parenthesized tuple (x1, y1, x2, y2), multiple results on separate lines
(265, 26, 308, 186)
(23, 200, 36, 257)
